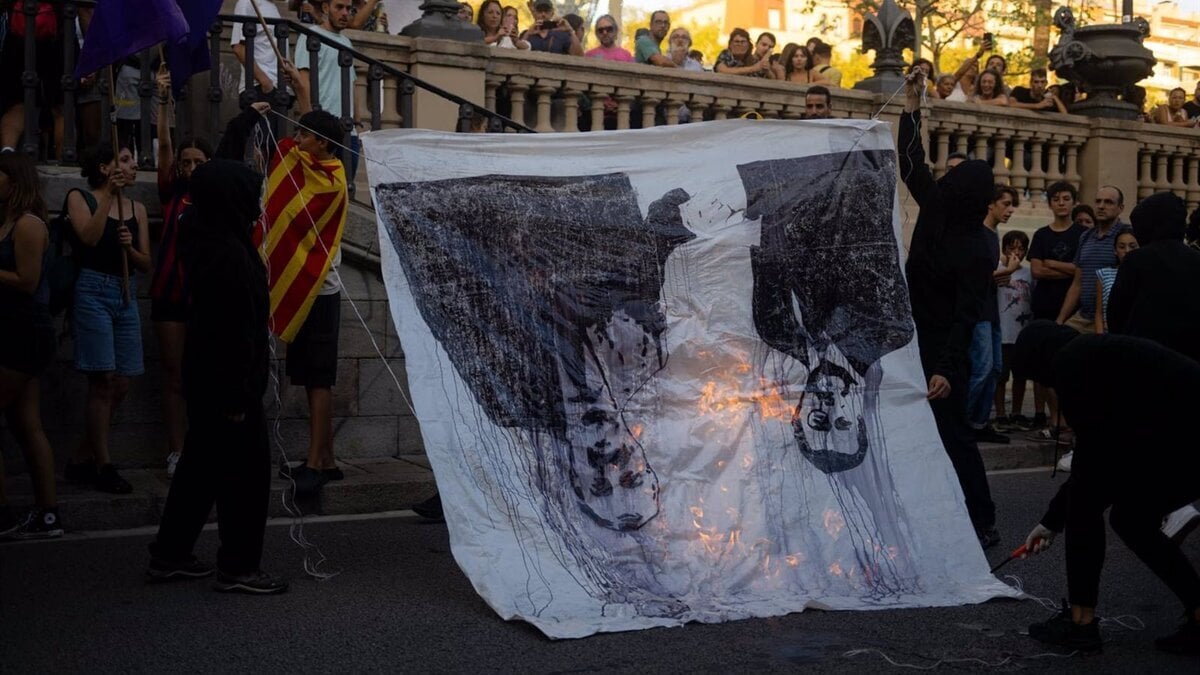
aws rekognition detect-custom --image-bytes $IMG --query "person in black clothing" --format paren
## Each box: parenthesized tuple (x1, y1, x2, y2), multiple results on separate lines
(1014, 321, 1200, 654)
(899, 70, 999, 549)
(146, 156, 286, 595)
(1107, 191, 1200, 363)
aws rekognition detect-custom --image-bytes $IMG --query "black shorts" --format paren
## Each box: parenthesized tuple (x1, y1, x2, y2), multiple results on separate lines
(150, 298, 188, 323)
(286, 292, 340, 388)
(0, 297, 55, 376)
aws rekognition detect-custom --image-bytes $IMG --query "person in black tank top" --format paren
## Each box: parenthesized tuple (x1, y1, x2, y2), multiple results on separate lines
(62, 144, 152, 495)
(0, 153, 62, 539)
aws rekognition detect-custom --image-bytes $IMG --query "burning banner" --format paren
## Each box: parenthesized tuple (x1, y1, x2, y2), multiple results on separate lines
(362, 120, 1018, 639)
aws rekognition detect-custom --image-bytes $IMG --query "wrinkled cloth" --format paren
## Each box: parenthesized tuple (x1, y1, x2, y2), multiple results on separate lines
(1108, 192, 1200, 362)
(178, 159, 269, 418)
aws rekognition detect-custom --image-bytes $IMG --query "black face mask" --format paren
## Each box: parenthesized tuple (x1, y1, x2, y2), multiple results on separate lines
(935, 159, 994, 227)
(188, 159, 263, 237)
(1012, 320, 1080, 387)
(1130, 191, 1186, 245)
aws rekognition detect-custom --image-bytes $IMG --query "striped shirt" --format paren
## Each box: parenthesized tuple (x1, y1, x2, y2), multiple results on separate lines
(1073, 221, 1129, 319)
(1096, 267, 1118, 328)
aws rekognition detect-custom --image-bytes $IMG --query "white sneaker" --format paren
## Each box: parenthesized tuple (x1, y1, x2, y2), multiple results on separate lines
(166, 451, 181, 478)
(1056, 451, 1073, 472)
(1162, 504, 1200, 543)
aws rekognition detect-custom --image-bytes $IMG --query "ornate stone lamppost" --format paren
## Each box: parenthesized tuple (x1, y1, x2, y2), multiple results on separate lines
(854, 0, 916, 95)
(1049, 2, 1156, 120)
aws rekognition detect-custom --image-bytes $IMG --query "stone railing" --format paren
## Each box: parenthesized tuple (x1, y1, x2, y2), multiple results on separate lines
(1136, 126, 1200, 205)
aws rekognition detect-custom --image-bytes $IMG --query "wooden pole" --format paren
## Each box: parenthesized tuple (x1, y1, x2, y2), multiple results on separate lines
(249, 0, 287, 67)
(107, 64, 130, 304)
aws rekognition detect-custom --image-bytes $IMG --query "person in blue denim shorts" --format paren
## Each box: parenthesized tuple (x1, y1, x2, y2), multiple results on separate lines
(62, 143, 151, 494)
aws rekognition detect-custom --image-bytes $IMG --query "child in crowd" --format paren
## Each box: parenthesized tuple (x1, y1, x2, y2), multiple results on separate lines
(994, 230, 1034, 431)
(1093, 230, 1140, 334)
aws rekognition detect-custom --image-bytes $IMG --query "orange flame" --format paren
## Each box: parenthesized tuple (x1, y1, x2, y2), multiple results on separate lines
(823, 509, 846, 540)
(829, 562, 844, 576)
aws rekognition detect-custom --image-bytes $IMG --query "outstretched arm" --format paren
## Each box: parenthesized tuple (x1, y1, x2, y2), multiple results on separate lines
(899, 72, 937, 210)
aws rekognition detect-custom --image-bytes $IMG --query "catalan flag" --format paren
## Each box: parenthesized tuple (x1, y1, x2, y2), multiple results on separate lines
(256, 137, 347, 342)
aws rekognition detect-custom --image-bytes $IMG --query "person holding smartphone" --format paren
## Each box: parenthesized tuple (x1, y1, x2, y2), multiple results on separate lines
(526, 0, 583, 56)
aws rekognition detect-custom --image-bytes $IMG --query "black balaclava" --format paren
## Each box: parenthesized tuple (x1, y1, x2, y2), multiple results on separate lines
(187, 159, 263, 243)
(1129, 191, 1186, 246)
(935, 159, 994, 230)
(1012, 319, 1080, 387)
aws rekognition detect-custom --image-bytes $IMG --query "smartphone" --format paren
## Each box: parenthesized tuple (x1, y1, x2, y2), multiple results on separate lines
(541, 19, 560, 30)
(983, 32, 994, 45)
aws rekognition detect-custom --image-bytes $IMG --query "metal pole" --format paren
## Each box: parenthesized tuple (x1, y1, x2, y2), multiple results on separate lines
(62, 1, 79, 163)
(20, 0, 40, 156)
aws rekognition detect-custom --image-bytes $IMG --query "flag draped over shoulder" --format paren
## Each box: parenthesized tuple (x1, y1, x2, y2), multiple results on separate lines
(256, 137, 348, 343)
(75, 0, 188, 79)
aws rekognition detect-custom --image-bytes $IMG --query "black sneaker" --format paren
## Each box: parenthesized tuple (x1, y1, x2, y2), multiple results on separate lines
(147, 556, 215, 582)
(1028, 602, 1102, 651)
(1155, 614, 1200, 654)
(975, 426, 1011, 444)
(95, 464, 133, 494)
(64, 459, 98, 485)
(1031, 413, 1048, 429)
(976, 526, 1001, 550)
(412, 493, 444, 522)
(993, 415, 1014, 431)
(321, 465, 345, 481)
(14, 507, 63, 539)
(1010, 414, 1034, 431)
(290, 465, 329, 497)
(214, 569, 289, 595)
(0, 505, 17, 540)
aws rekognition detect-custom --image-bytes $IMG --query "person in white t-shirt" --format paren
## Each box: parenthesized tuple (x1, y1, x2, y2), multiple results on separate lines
(231, 0, 286, 100)
(994, 230, 1033, 431)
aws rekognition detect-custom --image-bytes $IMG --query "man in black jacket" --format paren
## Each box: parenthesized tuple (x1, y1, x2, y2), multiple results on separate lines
(146, 158, 285, 595)
(899, 71, 999, 548)
(1014, 321, 1200, 654)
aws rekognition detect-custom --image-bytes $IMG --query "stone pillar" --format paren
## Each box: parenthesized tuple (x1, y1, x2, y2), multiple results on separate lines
(406, 38, 488, 131)
(1078, 118, 1141, 203)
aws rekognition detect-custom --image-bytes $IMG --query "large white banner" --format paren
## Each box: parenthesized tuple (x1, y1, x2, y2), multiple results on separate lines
(363, 120, 1018, 639)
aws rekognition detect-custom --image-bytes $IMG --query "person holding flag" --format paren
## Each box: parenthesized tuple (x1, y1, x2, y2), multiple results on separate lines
(222, 64, 348, 495)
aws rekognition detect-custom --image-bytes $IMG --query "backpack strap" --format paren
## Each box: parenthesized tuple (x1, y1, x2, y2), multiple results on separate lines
(56, 188, 98, 256)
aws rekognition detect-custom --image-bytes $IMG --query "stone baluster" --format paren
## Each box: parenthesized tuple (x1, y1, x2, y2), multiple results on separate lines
(615, 89, 637, 130)
(1064, 141, 1082, 186)
(780, 104, 803, 120)
(932, 125, 952, 179)
(506, 76, 533, 129)
(972, 131, 989, 166)
(761, 102, 784, 119)
(1154, 149, 1170, 191)
(641, 91, 663, 129)
(1186, 152, 1200, 212)
(688, 95, 713, 123)
(1045, 139, 1063, 184)
(484, 74, 504, 113)
(560, 85, 582, 133)
(1170, 152, 1187, 197)
(1009, 133, 1029, 193)
(992, 131, 1010, 184)
(1138, 147, 1155, 199)
(663, 95, 683, 125)
(589, 84, 614, 132)
(954, 128, 972, 157)
(1027, 139, 1046, 197)
(712, 98, 735, 120)
(532, 81, 557, 132)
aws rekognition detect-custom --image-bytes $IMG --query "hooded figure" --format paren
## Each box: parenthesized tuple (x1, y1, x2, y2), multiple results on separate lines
(897, 108, 998, 544)
(148, 159, 285, 594)
(1106, 191, 1200, 362)
(1012, 320, 1200, 653)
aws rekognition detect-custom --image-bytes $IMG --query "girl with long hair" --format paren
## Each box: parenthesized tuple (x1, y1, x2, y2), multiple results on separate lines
(777, 43, 826, 84)
(714, 28, 773, 78)
(971, 69, 1009, 106)
(0, 152, 60, 538)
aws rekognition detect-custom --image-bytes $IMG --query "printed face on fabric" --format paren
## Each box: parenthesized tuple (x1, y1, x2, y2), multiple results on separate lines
(363, 120, 1019, 638)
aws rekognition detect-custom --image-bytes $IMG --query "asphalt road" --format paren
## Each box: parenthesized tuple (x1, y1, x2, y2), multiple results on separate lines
(3, 469, 1198, 673)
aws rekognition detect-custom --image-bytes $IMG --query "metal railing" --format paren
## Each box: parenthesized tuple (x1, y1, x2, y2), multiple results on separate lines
(10, 1, 530, 167)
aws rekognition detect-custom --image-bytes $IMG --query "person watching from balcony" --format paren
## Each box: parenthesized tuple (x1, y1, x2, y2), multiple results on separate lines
(349, 0, 385, 31)
(714, 28, 772, 78)
(667, 27, 703, 71)
(289, 0, 318, 24)
(1184, 82, 1200, 120)
(933, 74, 957, 100)
(563, 13, 586, 46)
(480, 0, 529, 49)
(526, 0, 583, 56)
(585, 14, 631, 62)
(970, 69, 1008, 107)
(950, 35, 994, 101)
(803, 85, 832, 119)
(912, 57, 935, 96)
(983, 54, 1010, 93)
(0, 0, 66, 156)
(457, 2, 473, 22)
(1009, 69, 1068, 114)
(777, 44, 827, 85)
(232, 0, 289, 108)
(810, 41, 841, 87)
(635, 10, 675, 67)
(1124, 85, 1153, 123)
(1153, 87, 1200, 128)
(689, 49, 705, 69)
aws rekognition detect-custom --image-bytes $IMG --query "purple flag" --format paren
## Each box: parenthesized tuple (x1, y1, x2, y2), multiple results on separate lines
(74, 0, 189, 79)
(166, 0, 224, 97)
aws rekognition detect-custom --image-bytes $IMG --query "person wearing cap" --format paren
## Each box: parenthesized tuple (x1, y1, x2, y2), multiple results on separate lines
(527, 0, 583, 56)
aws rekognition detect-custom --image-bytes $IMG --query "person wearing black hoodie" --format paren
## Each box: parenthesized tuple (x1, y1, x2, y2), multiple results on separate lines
(1107, 191, 1200, 362)
(145, 156, 285, 595)
(899, 70, 999, 549)
(1013, 320, 1200, 653)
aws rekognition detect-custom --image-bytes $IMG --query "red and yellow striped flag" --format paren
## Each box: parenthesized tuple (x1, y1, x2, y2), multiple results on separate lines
(255, 137, 348, 342)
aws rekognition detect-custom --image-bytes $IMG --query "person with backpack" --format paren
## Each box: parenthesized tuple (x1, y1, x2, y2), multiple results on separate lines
(153, 66, 212, 478)
(0, 152, 61, 539)
(61, 143, 151, 494)
(0, 1, 66, 155)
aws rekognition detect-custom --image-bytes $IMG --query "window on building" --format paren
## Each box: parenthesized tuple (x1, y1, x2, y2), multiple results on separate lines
(768, 8, 782, 31)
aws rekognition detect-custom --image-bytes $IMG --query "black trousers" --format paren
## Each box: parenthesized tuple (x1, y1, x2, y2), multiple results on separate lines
(926, 370, 996, 531)
(149, 405, 270, 575)
(1065, 463, 1200, 610)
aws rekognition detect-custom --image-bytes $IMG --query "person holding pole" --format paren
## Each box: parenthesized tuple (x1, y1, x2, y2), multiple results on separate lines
(62, 143, 150, 494)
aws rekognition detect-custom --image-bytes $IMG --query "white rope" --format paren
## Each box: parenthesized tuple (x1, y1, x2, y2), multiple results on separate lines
(844, 647, 1078, 670)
